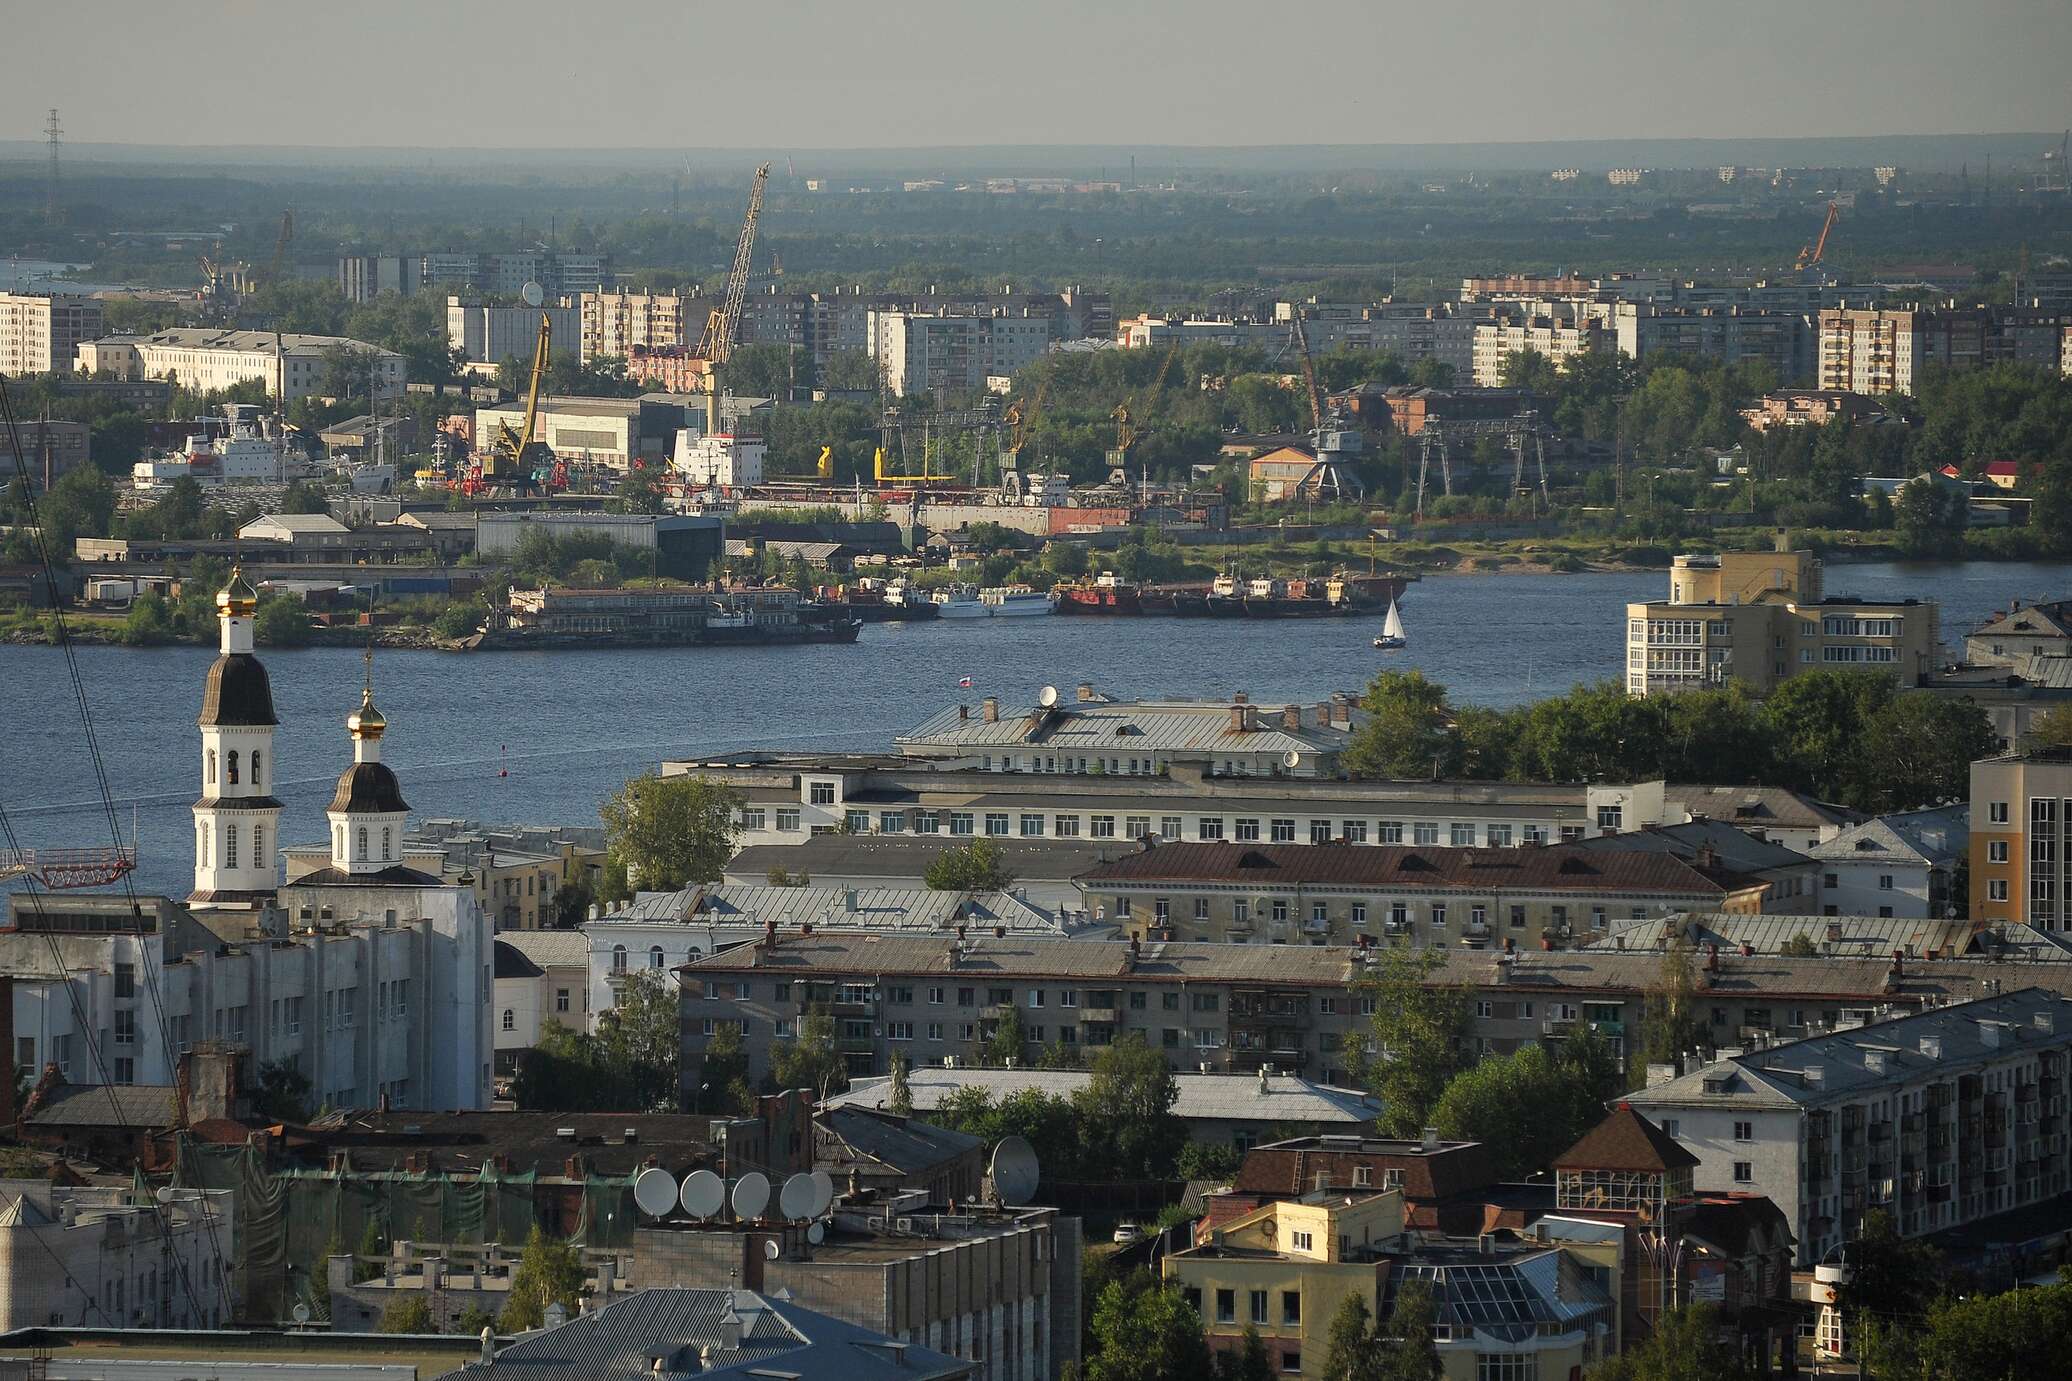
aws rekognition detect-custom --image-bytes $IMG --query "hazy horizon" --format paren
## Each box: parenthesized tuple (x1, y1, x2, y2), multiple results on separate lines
(6, 0, 2068, 152)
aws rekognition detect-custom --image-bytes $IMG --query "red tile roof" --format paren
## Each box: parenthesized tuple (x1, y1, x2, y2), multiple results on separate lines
(1553, 1105, 1699, 1174)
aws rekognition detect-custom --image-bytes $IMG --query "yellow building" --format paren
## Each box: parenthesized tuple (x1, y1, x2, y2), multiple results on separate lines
(1625, 550, 1937, 696)
(1969, 747, 2072, 930)
(1164, 1190, 1620, 1380)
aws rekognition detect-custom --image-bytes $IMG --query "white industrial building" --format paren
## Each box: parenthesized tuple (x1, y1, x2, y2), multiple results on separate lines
(446, 295, 581, 365)
(75, 329, 404, 402)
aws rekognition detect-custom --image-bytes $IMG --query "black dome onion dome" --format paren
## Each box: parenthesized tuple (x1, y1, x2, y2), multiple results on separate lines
(199, 653, 279, 727)
(328, 761, 410, 815)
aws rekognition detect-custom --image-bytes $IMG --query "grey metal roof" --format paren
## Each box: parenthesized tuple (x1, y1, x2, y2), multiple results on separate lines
(607, 884, 1076, 935)
(1571, 820, 1811, 876)
(1808, 806, 1968, 868)
(1661, 783, 1859, 832)
(726, 836, 1129, 883)
(1584, 912, 1980, 960)
(896, 697, 1358, 758)
(826, 1069, 1381, 1126)
(452, 1288, 970, 1381)
(817, 1105, 983, 1175)
(1384, 1245, 1613, 1344)
(27, 1084, 180, 1129)
(497, 929, 591, 969)
(1629, 988, 2072, 1110)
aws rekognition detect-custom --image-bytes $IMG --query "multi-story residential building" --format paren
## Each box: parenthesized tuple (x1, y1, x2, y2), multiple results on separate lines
(406, 818, 604, 932)
(1609, 303, 1814, 382)
(1965, 598, 2072, 669)
(0, 1182, 237, 1330)
(581, 289, 706, 363)
(1970, 747, 2072, 928)
(1163, 1188, 1620, 1381)
(870, 312, 1042, 396)
(1471, 309, 1611, 385)
(1807, 807, 1967, 919)
(336, 254, 416, 303)
(445, 295, 581, 366)
(76, 329, 405, 402)
(492, 929, 590, 1076)
(1817, 306, 2071, 395)
(1079, 839, 1779, 948)
(0, 290, 102, 375)
(1625, 550, 1937, 695)
(1627, 989, 2072, 1266)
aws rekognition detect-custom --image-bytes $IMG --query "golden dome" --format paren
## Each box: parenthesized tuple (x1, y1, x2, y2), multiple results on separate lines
(347, 685, 387, 739)
(216, 564, 259, 615)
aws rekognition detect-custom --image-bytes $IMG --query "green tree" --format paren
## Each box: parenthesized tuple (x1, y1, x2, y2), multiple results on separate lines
(1215, 1325, 1275, 1381)
(599, 773, 739, 891)
(924, 837, 1013, 891)
(254, 596, 313, 647)
(2027, 703, 2072, 752)
(1431, 1042, 1609, 1180)
(455, 1305, 498, 1340)
(594, 969, 687, 1111)
(693, 1020, 753, 1114)
(1850, 694, 1999, 813)
(1908, 1274, 2072, 1381)
(1072, 1034, 1182, 1178)
(1635, 939, 1709, 1077)
(1320, 1290, 1384, 1381)
(1351, 947, 1469, 1139)
(251, 1058, 313, 1123)
(1378, 1279, 1442, 1381)
(1344, 670, 1456, 779)
(1834, 1209, 1942, 1341)
(1586, 1302, 1749, 1381)
(497, 1226, 584, 1333)
(121, 590, 176, 645)
(353, 1221, 385, 1283)
(1083, 1277, 1214, 1381)
(1780, 931, 1819, 958)
(983, 1003, 1026, 1067)
(887, 1049, 914, 1117)
(770, 1008, 846, 1099)
(380, 1295, 434, 1334)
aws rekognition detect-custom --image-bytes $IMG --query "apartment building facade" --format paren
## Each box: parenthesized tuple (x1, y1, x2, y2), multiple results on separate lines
(0, 1185, 238, 1330)
(0, 290, 103, 375)
(1078, 840, 1776, 948)
(1610, 304, 1814, 383)
(1628, 990, 2072, 1266)
(869, 311, 1055, 397)
(1817, 306, 2071, 395)
(446, 295, 581, 366)
(1970, 748, 2072, 929)
(1470, 310, 1611, 385)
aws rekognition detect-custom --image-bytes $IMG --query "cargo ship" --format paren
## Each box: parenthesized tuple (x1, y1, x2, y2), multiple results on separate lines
(816, 577, 940, 622)
(1054, 572, 1143, 614)
(466, 585, 861, 649)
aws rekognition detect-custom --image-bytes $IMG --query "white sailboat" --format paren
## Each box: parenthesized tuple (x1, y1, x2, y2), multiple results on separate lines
(1372, 598, 1407, 650)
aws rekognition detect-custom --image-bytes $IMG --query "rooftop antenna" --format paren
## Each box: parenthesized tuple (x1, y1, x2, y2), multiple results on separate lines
(44, 108, 61, 226)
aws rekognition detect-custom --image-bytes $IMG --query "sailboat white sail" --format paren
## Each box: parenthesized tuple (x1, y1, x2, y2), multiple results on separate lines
(1373, 598, 1406, 649)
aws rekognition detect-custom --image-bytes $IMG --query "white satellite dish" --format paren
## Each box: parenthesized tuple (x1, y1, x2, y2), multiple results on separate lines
(806, 1222, 825, 1245)
(1037, 684, 1059, 709)
(731, 1172, 772, 1222)
(292, 1302, 312, 1324)
(763, 1239, 781, 1260)
(989, 1135, 1040, 1207)
(807, 1170, 835, 1217)
(520, 280, 545, 308)
(779, 1173, 816, 1221)
(155, 1186, 174, 1204)
(633, 1167, 679, 1218)
(680, 1169, 725, 1220)
(1282, 749, 1302, 770)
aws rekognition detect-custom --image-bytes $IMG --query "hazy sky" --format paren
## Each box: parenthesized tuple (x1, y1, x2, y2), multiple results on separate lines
(8, 0, 2069, 149)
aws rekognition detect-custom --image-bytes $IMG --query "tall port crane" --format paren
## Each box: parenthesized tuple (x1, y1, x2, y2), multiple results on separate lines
(1795, 200, 1839, 273)
(696, 163, 771, 433)
(482, 312, 553, 490)
(1110, 342, 1181, 460)
(1290, 312, 1325, 434)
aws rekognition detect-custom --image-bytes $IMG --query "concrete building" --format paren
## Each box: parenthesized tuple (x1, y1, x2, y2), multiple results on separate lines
(1625, 550, 1937, 695)
(582, 289, 704, 363)
(336, 254, 416, 303)
(0, 290, 102, 375)
(1610, 304, 1814, 382)
(1078, 839, 1780, 948)
(1471, 311, 1611, 386)
(0, 418, 90, 493)
(869, 312, 1054, 397)
(1971, 747, 2072, 929)
(0, 1183, 237, 1330)
(346, 251, 609, 303)
(77, 328, 404, 402)
(722, 836, 1120, 915)
(471, 396, 677, 471)
(475, 511, 723, 581)
(1740, 389, 1887, 432)
(1966, 598, 2072, 669)
(1817, 306, 2071, 395)
(1627, 989, 2072, 1266)
(1807, 807, 1967, 920)
(446, 295, 581, 366)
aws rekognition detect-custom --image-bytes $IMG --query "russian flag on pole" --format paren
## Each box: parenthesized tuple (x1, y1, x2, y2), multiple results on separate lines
(958, 676, 974, 688)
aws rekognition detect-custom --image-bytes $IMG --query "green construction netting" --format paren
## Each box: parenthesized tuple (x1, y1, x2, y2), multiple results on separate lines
(171, 1136, 638, 1322)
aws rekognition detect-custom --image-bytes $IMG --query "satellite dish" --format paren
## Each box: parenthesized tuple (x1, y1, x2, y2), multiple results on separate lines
(680, 1169, 725, 1220)
(779, 1173, 817, 1222)
(292, 1302, 312, 1324)
(634, 1167, 679, 1218)
(763, 1239, 781, 1260)
(520, 280, 545, 308)
(155, 1186, 174, 1204)
(1283, 749, 1303, 770)
(1038, 685, 1059, 709)
(807, 1170, 835, 1217)
(989, 1135, 1041, 1207)
(731, 1172, 771, 1222)
(806, 1222, 825, 1245)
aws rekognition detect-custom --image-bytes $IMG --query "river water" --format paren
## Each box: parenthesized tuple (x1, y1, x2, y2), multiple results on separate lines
(2, 561, 2061, 897)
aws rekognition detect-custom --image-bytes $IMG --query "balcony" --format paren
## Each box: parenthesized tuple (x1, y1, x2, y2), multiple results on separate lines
(836, 1035, 876, 1054)
(1082, 1007, 1120, 1026)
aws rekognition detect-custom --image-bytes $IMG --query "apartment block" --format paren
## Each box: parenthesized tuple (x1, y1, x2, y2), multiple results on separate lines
(0, 290, 103, 375)
(446, 295, 581, 365)
(1610, 304, 1813, 383)
(1971, 748, 2072, 929)
(1817, 306, 2070, 395)
(1470, 311, 1611, 385)
(582, 290, 706, 363)
(1624, 550, 1935, 695)
(1080, 840, 1776, 948)
(1628, 989, 2072, 1265)
(0, 1183, 237, 1330)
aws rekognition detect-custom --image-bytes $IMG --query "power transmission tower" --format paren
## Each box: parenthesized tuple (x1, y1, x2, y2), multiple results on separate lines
(44, 108, 62, 225)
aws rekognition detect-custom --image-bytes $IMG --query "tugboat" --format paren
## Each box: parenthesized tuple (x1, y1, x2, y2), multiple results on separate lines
(1373, 597, 1407, 650)
(1054, 572, 1143, 615)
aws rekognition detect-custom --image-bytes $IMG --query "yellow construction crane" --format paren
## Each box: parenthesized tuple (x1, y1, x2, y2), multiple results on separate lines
(1111, 342, 1180, 457)
(1004, 376, 1047, 458)
(487, 313, 553, 487)
(697, 163, 771, 433)
(260, 209, 294, 289)
(1795, 200, 1839, 273)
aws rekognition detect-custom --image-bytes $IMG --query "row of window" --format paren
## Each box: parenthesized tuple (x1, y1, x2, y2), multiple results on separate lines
(203, 747, 264, 789)
(748, 804, 1574, 848)
(1117, 896, 1641, 932)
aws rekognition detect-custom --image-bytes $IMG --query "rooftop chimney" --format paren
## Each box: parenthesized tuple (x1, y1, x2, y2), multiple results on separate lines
(1229, 704, 1250, 734)
(480, 1326, 496, 1366)
(1705, 944, 1720, 973)
(1281, 705, 1301, 731)
(1314, 703, 1332, 728)
(1421, 1126, 1439, 1152)
(982, 696, 999, 723)
(958, 704, 969, 720)
(1077, 683, 1096, 701)
(1259, 1067, 1270, 1095)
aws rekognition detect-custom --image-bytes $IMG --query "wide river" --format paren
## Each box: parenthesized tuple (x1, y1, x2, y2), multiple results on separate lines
(2, 561, 2062, 898)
